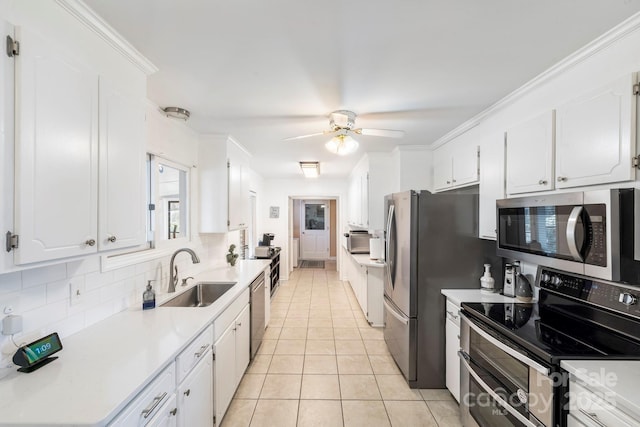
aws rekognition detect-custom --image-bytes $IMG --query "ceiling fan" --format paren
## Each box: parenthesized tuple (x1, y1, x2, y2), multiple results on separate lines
(283, 110, 405, 155)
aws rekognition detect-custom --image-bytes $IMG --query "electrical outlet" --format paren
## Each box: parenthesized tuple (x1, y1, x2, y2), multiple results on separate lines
(69, 278, 85, 306)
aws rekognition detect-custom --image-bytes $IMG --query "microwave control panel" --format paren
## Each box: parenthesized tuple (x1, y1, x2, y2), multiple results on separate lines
(539, 267, 640, 318)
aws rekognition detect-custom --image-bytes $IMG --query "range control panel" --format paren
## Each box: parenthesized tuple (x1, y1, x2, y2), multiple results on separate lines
(538, 267, 640, 318)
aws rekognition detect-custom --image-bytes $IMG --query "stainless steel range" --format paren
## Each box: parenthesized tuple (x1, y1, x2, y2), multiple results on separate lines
(459, 266, 640, 427)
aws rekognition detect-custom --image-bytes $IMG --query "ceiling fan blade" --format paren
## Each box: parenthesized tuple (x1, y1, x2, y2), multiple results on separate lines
(355, 128, 405, 138)
(283, 130, 335, 141)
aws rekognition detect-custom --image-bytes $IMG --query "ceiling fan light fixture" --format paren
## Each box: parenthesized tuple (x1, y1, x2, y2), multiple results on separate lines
(161, 106, 190, 121)
(299, 161, 320, 178)
(325, 134, 359, 156)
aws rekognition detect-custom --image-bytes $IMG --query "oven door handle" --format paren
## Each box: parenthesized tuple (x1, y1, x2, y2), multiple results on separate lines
(566, 206, 585, 262)
(462, 314, 550, 376)
(459, 351, 543, 427)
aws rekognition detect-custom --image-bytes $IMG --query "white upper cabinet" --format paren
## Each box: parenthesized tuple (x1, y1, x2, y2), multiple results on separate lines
(98, 81, 147, 251)
(506, 110, 555, 195)
(555, 73, 637, 188)
(199, 135, 251, 233)
(479, 132, 505, 240)
(14, 26, 100, 264)
(434, 134, 479, 192)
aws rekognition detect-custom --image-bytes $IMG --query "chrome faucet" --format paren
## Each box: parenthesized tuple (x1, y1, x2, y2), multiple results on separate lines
(168, 248, 201, 293)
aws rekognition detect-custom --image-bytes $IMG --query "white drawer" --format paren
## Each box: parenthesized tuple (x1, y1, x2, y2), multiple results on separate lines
(176, 324, 213, 383)
(145, 393, 177, 427)
(446, 299, 461, 327)
(109, 362, 176, 426)
(570, 380, 638, 427)
(214, 288, 250, 341)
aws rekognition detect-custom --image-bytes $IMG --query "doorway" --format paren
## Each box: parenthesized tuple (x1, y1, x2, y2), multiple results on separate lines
(291, 198, 337, 266)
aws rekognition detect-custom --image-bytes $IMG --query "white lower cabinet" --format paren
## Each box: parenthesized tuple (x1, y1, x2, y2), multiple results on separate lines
(213, 291, 251, 425)
(345, 252, 384, 327)
(568, 379, 638, 427)
(177, 349, 213, 427)
(444, 299, 461, 403)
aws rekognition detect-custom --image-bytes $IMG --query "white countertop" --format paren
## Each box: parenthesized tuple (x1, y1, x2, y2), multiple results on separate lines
(0, 260, 269, 427)
(350, 253, 386, 268)
(441, 288, 525, 306)
(561, 360, 640, 420)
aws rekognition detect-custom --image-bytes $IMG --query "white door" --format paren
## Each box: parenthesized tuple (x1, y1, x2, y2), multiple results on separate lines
(14, 25, 99, 264)
(300, 200, 329, 260)
(178, 351, 213, 427)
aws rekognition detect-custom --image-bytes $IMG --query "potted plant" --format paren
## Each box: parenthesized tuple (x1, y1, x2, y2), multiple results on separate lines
(226, 244, 239, 266)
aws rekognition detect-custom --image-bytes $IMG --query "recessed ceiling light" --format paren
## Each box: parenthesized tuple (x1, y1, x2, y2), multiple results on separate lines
(299, 161, 320, 178)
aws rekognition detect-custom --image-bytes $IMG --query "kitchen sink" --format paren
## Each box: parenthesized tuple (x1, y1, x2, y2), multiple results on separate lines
(161, 282, 236, 307)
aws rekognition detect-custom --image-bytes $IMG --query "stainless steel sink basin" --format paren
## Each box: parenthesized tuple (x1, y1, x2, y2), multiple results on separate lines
(161, 282, 235, 307)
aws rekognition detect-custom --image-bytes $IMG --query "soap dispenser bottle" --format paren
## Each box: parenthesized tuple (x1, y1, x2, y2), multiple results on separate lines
(143, 280, 156, 310)
(480, 264, 496, 293)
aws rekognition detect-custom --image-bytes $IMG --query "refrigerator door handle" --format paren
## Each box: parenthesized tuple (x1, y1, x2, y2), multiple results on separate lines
(385, 204, 396, 289)
(383, 297, 408, 325)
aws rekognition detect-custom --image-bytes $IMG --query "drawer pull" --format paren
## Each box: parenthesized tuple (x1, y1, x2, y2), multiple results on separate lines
(170, 408, 177, 416)
(184, 389, 191, 397)
(85, 239, 96, 246)
(195, 344, 209, 358)
(107, 235, 117, 243)
(141, 392, 167, 418)
(578, 409, 607, 427)
(446, 310, 459, 320)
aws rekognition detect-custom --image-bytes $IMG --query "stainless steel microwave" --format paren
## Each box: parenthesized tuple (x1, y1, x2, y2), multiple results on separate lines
(496, 189, 639, 282)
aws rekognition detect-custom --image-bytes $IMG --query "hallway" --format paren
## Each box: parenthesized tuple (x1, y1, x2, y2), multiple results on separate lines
(221, 263, 462, 427)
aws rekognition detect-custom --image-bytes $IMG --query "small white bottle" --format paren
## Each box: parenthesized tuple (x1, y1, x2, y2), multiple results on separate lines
(480, 264, 496, 293)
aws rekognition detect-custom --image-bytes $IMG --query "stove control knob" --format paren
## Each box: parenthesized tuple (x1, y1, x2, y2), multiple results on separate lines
(619, 293, 637, 306)
(541, 273, 551, 283)
(551, 276, 562, 286)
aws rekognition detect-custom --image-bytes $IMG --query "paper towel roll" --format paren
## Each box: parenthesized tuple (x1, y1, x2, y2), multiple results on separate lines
(369, 238, 382, 260)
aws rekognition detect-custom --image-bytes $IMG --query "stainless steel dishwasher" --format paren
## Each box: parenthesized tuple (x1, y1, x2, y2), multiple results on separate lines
(250, 273, 265, 359)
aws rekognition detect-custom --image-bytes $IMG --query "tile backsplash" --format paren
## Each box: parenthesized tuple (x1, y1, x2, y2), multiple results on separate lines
(0, 233, 233, 371)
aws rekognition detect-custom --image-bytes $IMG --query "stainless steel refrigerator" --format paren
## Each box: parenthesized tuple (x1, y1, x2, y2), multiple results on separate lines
(383, 188, 501, 388)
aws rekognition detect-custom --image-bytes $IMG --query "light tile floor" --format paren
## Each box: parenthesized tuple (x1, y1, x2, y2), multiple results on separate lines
(221, 262, 463, 427)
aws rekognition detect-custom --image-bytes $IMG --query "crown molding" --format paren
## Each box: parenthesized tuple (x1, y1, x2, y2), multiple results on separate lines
(431, 11, 640, 149)
(55, 0, 158, 75)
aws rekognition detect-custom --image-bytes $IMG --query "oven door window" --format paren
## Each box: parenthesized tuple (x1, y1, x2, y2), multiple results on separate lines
(467, 372, 530, 427)
(498, 205, 586, 261)
(469, 327, 529, 416)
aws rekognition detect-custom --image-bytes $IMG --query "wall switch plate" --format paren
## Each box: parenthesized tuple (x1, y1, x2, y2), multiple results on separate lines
(69, 278, 85, 306)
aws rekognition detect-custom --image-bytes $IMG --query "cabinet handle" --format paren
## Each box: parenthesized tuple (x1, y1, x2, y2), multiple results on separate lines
(85, 239, 96, 246)
(194, 344, 209, 358)
(557, 176, 567, 182)
(446, 310, 459, 320)
(184, 389, 191, 397)
(169, 408, 177, 417)
(452, 179, 457, 183)
(107, 235, 116, 243)
(237, 322, 242, 327)
(141, 392, 167, 418)
(538, 179, 548, 185)
(578, 409, 607, 427)
(446, 181, 451, 184)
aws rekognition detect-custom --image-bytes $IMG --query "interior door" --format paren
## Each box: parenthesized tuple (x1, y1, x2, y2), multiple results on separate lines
(300, 200, 329, 260)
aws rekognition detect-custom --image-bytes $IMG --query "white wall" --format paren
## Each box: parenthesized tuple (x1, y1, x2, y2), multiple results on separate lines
(261, 178, 348, 280)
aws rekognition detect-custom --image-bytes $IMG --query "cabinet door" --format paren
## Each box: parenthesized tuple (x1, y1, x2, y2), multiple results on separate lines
(451, 143, 479, 187)
(227, 159, 243, 230)
(556, 73, 637, 188)
(14, 26, 99, 264)
(479, 133, 505, 240)
(178, 351, 213, 427)
(348, 173, 361, 225)
(433, 146, 453, 191)
(506, 111, 555, 194)
(235, 304, 251, 386)
(98, 81, 147, 251)
(360, 172, 369, 227)
(445, 316, 460, 403)
(214, 325, 235, 426)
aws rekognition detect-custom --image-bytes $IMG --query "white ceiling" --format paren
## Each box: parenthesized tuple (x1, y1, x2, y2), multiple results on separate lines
(85, 0, 640, 179)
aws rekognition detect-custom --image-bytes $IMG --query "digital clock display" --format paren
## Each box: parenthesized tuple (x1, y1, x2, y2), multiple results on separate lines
(13, 332, 63, 371)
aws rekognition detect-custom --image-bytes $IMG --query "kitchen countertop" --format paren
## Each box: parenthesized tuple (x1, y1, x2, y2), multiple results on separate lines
(441, 288, 527, 306)
(561, 360, 640, 421)
(350, 253, 386, 268)
(0, 259, 269, 427)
